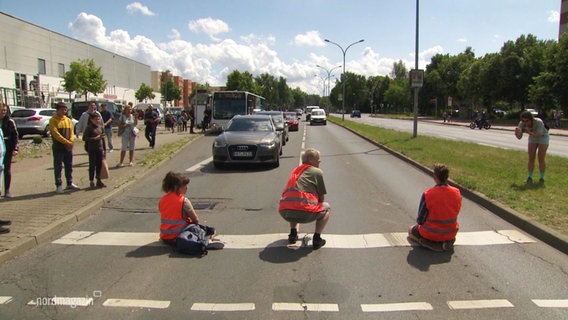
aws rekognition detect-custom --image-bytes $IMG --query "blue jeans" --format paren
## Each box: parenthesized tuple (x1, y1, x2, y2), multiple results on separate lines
(53, 148, 73, 187)
(104, 127, 113, 150)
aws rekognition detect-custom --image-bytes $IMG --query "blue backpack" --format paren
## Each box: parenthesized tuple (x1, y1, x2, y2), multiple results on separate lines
(175, 224, 214, 256)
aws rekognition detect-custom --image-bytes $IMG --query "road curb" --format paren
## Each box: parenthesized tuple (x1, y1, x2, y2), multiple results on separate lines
(0, 135, 201, 265)
(330, 119, 568, 255)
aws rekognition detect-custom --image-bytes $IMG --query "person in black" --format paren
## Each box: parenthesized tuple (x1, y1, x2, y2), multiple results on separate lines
(144, 105, 159, 148)
(83, 113, 106, 188)
(0, 103, 18, 198)
(202, 107, 211, 132)
(188, 106, 195, 133)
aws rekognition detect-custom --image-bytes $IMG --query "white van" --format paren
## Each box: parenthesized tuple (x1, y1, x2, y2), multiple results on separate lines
(305, 106, 319, 121)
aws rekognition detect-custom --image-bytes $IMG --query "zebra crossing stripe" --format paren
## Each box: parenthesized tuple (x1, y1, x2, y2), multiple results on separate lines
(447, 299, 514, 310)
(0, 296, 13, 304)
(272, 302, 339, 312)
(191, 303, 255, 311)
(102, 299, 170, 309)
(52, 230, 535, 248)
(532, 299, 568, 308)
(361, 302, 433, 312)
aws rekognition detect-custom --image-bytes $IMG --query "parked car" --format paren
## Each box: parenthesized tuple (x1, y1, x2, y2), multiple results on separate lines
(351, 110, 361, 118)
(134, 103, 164, 123)
(283, 111, 299, 131)
(255, 111, 289, 145)
(294, 108, 303, 118)
(11, 108, 56, 138)
(310, 108, 327, 125)
(212, 115, 281, 168)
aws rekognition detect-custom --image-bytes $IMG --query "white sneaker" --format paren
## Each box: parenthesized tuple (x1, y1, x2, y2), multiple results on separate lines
(65, 183, 80, 190)
(56, 186, 64, 194)
(4, 192, 12, 198)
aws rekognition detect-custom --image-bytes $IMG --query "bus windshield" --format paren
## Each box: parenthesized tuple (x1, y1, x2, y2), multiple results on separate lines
(212, 91, 265, 123)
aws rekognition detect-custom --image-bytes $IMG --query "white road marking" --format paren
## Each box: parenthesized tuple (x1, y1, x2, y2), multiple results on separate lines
(0, 296, 13, 304)
(102, 298, 170, 309)
(52, 230, 535, 248)
(191, 303, 255, 311)
(361, 302, 433, 312)
(27, 297, 93, 307)
(532, 299, 568, 308)
(272, 302, 339, 312)
(185, 157, 213, 172)
(447, 299, 514, 310)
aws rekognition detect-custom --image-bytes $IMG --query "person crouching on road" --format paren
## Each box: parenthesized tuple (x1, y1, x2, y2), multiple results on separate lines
(278, 148, 331, 249)
(158, 171, 203, 245)
(83, 113, 106, 188)
(408, 164, 462, 252)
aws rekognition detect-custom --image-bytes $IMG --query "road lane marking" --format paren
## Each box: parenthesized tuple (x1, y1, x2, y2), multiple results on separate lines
(447, 299, 514, 310)
(272, 302, 339, 312)
(191, 303, 255, 311)
(361, 302, 433, 312)
(102, 298, 170, 309)
(53, 230, 535, 248)
(0, 296, 13, 304)
(532, 299, 568, 308)
(185, 157, 213, 172)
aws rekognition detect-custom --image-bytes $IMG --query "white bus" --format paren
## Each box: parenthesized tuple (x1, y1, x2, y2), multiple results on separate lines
(211, 91, 265, 131)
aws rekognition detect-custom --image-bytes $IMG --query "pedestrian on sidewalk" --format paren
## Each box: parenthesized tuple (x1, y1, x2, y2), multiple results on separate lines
(0, 102, 19, 198)
(75, 101, 103, 137)
(49, 102, 79, 193)
(117, 104, 137, 167)
(144, 105, 158, 148)
(99, 103, 114, 152)
(0, 127, 11, 233)
(188, 106, 195, 133)
(278, 148, 331, 250)
(515, 111, 550, 183)
(408, 163, 462, 252)
(83, 113, 106, 188)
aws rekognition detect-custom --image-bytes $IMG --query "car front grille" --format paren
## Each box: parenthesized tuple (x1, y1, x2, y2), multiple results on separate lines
(228, 145, 257, 160)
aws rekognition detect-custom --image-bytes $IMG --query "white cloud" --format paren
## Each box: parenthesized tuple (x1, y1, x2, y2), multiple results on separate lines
(294, 31, 326, 47)
(188, 17, 230, 41)
(126, 2, 156, 16)
(457, 37, 467, 43)
(68, 12, 419, 94)
(547, 10, 560, 23)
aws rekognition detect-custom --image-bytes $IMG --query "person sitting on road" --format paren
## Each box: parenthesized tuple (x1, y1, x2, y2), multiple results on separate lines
(158, 171, 206, 245)
(408, 163, 462, 252)
(278, 148, 331, 249)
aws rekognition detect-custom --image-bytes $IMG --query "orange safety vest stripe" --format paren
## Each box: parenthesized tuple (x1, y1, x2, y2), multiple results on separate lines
(159, 192, 188, 240)
(418, 186, 461, 242)
(278, 164, 323, 212)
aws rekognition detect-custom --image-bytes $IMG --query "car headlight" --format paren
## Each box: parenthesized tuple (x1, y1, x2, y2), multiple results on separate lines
(259, 141, 276, 149)
(213, 140, 228, 148)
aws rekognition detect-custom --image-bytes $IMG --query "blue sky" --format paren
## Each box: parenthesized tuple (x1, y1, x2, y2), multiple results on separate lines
(0, 0, 561, 94)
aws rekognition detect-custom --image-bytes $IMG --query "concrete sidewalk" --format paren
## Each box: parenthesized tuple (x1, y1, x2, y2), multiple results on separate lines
(0, 125, 201, 264)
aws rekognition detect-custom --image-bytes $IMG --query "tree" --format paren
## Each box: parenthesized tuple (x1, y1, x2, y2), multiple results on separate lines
(226, 70, 256, 92)
(390, 60, 408, 80)
(160, 78, 181, 106)
(135, 83, 155, 103)
(62, 58, 107, 100)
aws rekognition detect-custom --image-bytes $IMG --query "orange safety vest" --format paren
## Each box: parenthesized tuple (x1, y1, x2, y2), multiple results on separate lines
(418, 186, 461, 242)
(159, 192, 191, 240)
(278, 164, 323, 213)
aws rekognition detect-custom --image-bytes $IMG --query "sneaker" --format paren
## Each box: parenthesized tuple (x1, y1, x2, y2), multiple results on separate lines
(116, 163, 124, 168)
(0, 227, 10, 234)
(288, 233, 299, 244)
(90, 181, 95, 188)
(4, 192, 12, 198)
(96, 181, 106, 188)
(312, 238, 326, 250)
(539, 178, 545, 183)
(419, 238, 443, 252)
(526, 177, 533, 184)
(65, 183, 80, 190)
(55, 186, 64, 194)
(128, 162, 134, 167)
(0, 220, 11, 226)
(108, 149, 114, 153)
(442, 240, 455, 251)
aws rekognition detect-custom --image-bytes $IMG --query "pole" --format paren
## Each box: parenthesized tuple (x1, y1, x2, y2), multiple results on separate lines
(412, 0, 420, 137)
(324, 39, 364, 120)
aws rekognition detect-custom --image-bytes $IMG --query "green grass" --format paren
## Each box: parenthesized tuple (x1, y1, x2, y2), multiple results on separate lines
(329, 115, 568, 236)
(138, 135, 194, 168)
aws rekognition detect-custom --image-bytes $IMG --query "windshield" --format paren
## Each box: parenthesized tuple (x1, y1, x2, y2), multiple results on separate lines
(227, 118, 273, 132)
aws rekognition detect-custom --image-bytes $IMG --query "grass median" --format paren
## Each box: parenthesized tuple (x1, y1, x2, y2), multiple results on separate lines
(329, 115, 568, 237)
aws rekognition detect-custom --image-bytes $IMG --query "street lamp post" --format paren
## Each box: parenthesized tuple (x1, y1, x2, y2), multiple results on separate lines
(316, 64, 341, 97)
(324, 38, 364, 120)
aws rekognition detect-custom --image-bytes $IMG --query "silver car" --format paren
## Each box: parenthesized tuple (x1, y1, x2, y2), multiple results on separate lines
(212, 115, 281, 168)
(11, 108, 57, 138)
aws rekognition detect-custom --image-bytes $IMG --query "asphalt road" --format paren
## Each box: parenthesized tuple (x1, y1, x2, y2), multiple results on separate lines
(344, 115, 568, 158)
(0, 120, 566, 319)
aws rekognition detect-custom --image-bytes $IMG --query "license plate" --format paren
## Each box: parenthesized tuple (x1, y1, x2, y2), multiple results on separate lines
(232, 151, 252, 157)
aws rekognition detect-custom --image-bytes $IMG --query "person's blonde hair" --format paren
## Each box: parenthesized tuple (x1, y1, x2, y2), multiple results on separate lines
(301, 148, 320, 164)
